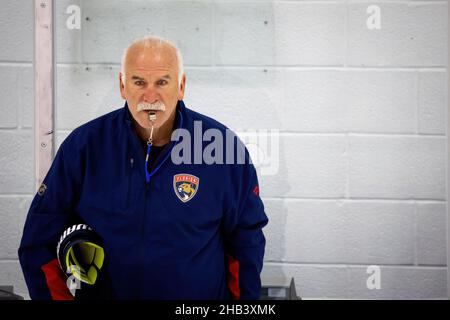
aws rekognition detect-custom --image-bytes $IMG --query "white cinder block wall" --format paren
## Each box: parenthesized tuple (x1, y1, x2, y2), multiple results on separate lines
(0, 0, 447, 299)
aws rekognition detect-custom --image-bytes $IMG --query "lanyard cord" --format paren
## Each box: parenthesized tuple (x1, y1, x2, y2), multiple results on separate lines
(144, 109, 184, 184)
(145, 142, 152, 184)
(145, 125, 154, 184)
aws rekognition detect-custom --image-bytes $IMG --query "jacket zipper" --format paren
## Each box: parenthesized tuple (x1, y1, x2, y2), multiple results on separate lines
(133, 111, 181, 298)
(127, 157, 134, 208)
(138, 180, 149, 298)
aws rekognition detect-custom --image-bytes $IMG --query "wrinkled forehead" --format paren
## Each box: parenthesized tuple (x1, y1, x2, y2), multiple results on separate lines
(124, 44, 178, 75)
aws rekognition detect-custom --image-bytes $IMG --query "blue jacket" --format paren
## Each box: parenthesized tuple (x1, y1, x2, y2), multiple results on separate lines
(19, 101, 268, 300)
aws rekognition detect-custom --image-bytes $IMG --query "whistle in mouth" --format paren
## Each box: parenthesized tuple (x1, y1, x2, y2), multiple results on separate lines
(148, 111, 156, 122)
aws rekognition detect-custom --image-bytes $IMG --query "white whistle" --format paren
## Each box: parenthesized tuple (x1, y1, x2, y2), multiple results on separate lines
(148, 111, 156, 122)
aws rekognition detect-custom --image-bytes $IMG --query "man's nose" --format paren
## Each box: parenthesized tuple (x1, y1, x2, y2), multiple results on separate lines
(143, 85, 158, 102)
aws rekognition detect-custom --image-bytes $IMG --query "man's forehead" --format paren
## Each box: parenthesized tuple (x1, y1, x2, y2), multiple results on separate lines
(127, 66, 175, 80)
(126, 45, 177, 70)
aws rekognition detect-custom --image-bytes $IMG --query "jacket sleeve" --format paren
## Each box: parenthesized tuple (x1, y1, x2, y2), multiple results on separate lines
(18, 136, 83, 300)
(223, 153, 269, 300)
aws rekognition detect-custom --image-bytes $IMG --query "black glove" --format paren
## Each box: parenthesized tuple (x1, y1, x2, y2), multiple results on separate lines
(56, 224, 107, 298)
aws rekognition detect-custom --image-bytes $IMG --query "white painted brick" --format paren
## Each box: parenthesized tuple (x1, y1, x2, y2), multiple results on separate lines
(184, 68, 283, 130)
(55, 0, 82, 63)
(274, 3, 345, 65)
(0, 65, 33, 129)
(18, 66, 34, 129)
(348, 3, 447, 67)
(0, 0, 33, 62)
(262, 199, 289, 262)
(0, 130, 34, 194)
(217, 0, 274, 2)
(262, 263, 348, 299)
(343, 70, 417, 133)
(215, 2, 275, 65)
(259, 135, 347, 198)
(282, 69, 346, 132)
(417, 202, 447, 266)
(266, 199, 415, 264)
(0, 66, 19, 128)
(276, 200, 347, 263)
(0, 197, 31, 260)
(263, 264, 447, 299)
(348, 266, 447, 299)
(0, 261, 29, 300)
(349, 135, 445, 199)
(56, 65, 123, 130)
(82, 0, 212, 65)
(342, 201, 415, 264)
(418, 71, 446, 135)
(283, 70, 417, 133)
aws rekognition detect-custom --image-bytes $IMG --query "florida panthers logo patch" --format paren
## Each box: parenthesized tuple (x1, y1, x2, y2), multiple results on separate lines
(173, 174, 200, 203)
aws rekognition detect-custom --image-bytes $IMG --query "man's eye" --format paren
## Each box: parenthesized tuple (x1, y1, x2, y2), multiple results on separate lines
(135, 81, 145, 86)
(157, 80, 168, 86)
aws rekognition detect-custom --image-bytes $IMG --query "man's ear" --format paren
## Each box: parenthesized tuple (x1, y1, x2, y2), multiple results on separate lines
(178, 74, 186, 100)
(119, 73, 126, 100)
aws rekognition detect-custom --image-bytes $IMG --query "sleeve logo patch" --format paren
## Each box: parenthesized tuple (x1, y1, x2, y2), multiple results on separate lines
(37, 183, 47, 196)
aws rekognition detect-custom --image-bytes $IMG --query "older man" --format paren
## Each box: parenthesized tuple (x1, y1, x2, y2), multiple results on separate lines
(19, 36, 268, 300)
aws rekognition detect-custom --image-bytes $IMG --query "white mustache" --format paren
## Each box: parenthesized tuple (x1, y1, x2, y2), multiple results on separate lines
(137, 101, 166, 112)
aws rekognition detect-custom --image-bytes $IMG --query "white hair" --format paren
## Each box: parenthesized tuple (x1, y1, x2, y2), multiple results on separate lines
(120, 35, 184, 86)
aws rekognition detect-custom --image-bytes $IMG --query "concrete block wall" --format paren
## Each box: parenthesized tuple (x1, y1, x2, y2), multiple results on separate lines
(0, 0, 447, 299)
(0, 0, 34, 299)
